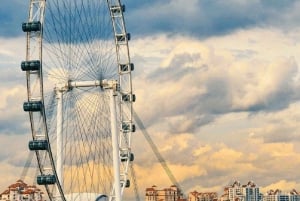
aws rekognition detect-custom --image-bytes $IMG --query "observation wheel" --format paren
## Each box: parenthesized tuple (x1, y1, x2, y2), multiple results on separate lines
(21, 1, 135, 201)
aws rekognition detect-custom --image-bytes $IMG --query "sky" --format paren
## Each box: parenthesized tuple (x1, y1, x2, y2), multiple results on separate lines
(1, 0, 300, 199)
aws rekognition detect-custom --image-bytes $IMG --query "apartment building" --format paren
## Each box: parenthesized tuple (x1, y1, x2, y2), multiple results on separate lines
(145, 185, 186, 201)
(242, 181, 261, 201)
(146, 181, 300, 201)
(0, 180, 45, 201)
(221, 181, 261, 201)
(188, 191, 218, 201)
(290, 189, 300, 201)
(264, 189, 300, 201)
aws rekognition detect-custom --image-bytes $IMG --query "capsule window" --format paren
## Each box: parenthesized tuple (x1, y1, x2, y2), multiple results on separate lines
(21, 60, 41, 71)
(122, 123, 136, 133)
(120, 153, 134, 162)
(111, 5, 125, 13)
(23, 101, 43, 112)
(22, 21, 41, 32)
(122, 94, 136, 102)
(37, 175, 56, 185)
(28, 140, 48, 151)
(119, 63, 134, 72)
(116, 33, 130, 42)
(121, 179, 130, 188)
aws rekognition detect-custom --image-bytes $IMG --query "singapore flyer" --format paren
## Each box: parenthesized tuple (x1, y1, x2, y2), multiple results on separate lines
(21, 1, 135, 201)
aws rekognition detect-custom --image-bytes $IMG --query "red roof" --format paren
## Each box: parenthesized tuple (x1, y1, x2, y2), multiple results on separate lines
(146, 187, 156, 191)
(0, 189, 9, 195)
(291, 189, 299, 195)
(9, 180, 28, 189)
(1, 180, 43, 196)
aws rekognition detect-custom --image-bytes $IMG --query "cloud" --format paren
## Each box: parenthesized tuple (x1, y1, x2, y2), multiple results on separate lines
(126, 0, 300, 38)
(0, 162, 27, 189)
(261, 180, 300, 193)
(229, 57, 298, 111)
(132, 30, 300, 136)
(133, 162, 206, 193)
(0, 37, 29, 135)
(2, 0, 300, 39)
(129, 28, 300, 196)
(2, 12, 300, 200)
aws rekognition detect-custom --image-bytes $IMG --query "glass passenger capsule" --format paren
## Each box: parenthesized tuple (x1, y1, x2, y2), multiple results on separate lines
(22, 21, 41, 32)
(37, 175, 56, 185)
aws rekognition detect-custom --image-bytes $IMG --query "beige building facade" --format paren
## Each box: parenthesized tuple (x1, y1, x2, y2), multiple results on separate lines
(188, 191, 218, 201)
(145, 185, 186, 201)
(0, 180, 45, 201)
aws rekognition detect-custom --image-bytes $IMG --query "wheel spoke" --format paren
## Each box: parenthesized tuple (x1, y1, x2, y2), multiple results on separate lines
(22, 0, 134, 201)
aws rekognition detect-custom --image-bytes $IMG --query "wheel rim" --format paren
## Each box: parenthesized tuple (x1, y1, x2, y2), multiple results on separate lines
(22, 1, 134, 201)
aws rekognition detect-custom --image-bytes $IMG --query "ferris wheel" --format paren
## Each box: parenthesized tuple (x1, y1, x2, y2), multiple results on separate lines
(21, 1, 135, 201)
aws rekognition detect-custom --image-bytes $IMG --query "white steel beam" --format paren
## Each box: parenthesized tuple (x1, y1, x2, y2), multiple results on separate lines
(110, 89, 121, 201)
(56, 90, 64, 191)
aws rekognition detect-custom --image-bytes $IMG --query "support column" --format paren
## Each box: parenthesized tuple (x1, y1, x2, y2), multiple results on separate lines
(110, 89, 121, 201)
(56, 90, 63, 189)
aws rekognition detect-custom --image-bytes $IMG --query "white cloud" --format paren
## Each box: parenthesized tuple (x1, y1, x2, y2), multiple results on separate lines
(261, 180, 300, 194)
(2, 25, 300, 198)
(130, 27, 300, 195)
(132, 28, 300, 133)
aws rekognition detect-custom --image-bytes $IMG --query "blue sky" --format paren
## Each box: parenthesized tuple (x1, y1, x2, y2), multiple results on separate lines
(126, 0, 300, 37)
(1, 0, 300, 199)
(2, 0, 300, 38)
